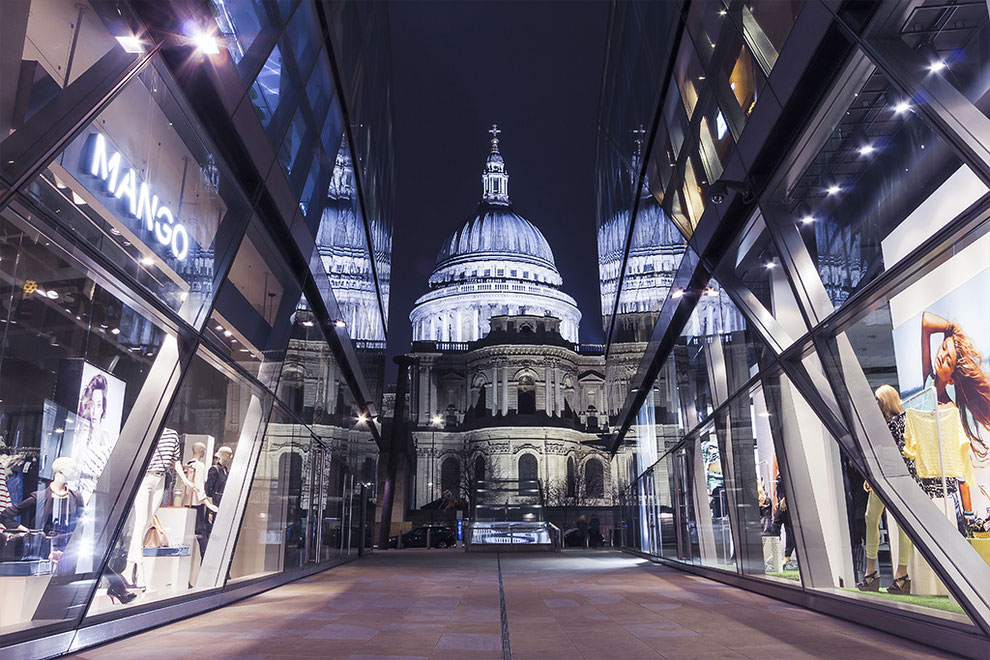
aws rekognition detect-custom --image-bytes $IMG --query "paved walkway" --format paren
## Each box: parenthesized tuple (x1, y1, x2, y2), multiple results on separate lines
(70, 549, 950, 659)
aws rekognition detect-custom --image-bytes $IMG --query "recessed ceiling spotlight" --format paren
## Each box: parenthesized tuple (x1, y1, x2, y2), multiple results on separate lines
(764, 261, 776, 269)
(858, 144, 876, 156)
(334, 319, 347, 328)
(672, 288, 684, 299)
(826, 184, 841, 195)
(797, 203, 814, 225)
(223, 330, 232, 337)
(893, 101, 911, 114)
(111, 328, 121, 335)
(190, 27, 220, 55)
(928, 59, 947, 73)
(45, 290, 59, 299)
(140, 256, 154, 266)
(302, 320, 314, 327)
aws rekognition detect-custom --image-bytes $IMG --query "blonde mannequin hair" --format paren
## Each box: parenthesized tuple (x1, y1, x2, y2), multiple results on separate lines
(874, 385, 904, 420)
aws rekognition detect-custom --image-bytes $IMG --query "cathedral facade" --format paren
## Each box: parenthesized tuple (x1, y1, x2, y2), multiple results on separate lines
(404, 128, 626, 512)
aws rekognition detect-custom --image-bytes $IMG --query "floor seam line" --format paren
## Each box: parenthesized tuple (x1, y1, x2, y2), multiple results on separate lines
(497, 552, 512, 660)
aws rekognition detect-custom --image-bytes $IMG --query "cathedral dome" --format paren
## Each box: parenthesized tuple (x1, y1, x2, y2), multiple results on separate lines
(410, 126, 581, 344)
(436, 205, 556, 270)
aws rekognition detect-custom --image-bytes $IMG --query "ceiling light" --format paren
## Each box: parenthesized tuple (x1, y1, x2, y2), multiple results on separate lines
(223, 330, 232, 337)
(45, 290, 59, 299)
(334, 319, 347, 328)
(826, 184, 841, 195)
(858, 144, 875, 156)
(928, 59, 946, 73)
(705, 287, 719, 297)
(71, 191, 87, 205)
(302, 320, 314, 327)
(115, 35, 146, 53)
(718, 9, 727, 16)
(140, 256, 154, 266)
(215, 325, 223, 331)
(191, 30, 220, 55)
(671, 288, 684, 299)
(109, 227, 122, 236)
(796, 203, 814, 225)
(764, 261, 776, 269)
(357, 414, 368, 423)
(893, 101, 911, 115)
(111, 328, 121, 335)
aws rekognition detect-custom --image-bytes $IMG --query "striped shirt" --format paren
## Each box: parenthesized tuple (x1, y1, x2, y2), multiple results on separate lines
(147, 427, 181, 474)
(78, 427, 115, 504)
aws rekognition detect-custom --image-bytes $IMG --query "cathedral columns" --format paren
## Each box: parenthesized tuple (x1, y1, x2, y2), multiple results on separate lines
(555, 365, 562, 415)
(492, 362, 499, 415)
(543, 362, 553, 415)
(455, 309, 462, 342)
(501, 361, 509, 415)
(473, 308, 480, 340)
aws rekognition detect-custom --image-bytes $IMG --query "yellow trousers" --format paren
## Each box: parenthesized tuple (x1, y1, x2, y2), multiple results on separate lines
(865, 490, 912, 566)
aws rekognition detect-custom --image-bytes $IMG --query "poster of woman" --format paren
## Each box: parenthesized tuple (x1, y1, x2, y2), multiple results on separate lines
(892, 266, 990, 520)
(72, 363, 126, 503)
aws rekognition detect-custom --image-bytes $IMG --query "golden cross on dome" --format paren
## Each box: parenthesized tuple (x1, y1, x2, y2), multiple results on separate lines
(489, 124, 501, 140)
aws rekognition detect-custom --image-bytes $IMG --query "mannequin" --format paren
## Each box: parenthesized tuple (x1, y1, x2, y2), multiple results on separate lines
(125, 428, 196, 588)
(200, 446, 232, 556)
(1, 457, 135, 603)
(186, 442, 216, 558)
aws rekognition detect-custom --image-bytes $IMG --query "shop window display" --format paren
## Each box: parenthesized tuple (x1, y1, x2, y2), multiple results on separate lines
(87, 352, 268, 615)
(0, 206, 170, 633)
(832, 227, 990, 618)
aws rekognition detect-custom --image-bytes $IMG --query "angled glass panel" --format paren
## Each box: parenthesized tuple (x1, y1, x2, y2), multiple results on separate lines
(0, 0, 143, 183)
(769, 50, 983, 310)
(228, 404, 295, 582)
(891, 0, 990, 123)
(205, 218, 301, 390)
(692, 421, 736, 569)
(716, 211, 804, 352)
(23, 60, 252, 329)
(720, 382, 800, 583)
(0, 203, 170, 636)
(86, 350, 268, 615)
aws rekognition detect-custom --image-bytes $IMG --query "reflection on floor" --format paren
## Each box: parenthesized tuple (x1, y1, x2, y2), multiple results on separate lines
(69, 549, 954, 659)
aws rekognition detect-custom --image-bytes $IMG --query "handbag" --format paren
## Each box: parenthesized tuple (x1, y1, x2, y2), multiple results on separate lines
(143, 515, 169, 549)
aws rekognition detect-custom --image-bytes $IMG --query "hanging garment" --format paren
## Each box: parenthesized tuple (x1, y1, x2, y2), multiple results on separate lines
(887, 413, 960, 497)
(0, 470, 11, 509)
(903, 407, 976, 484)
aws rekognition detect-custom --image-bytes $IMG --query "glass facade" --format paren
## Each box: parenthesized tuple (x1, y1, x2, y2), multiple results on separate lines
(603, 1, 990, 654)
(0, 1, 390, 656)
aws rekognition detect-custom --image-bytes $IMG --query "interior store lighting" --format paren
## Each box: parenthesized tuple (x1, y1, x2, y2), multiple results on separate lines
(115, 35, 146, 54)
(797, 203, 814, 224)
(826, 184, 841, 195)
(191, 30, 220, 55)
(334, 319, 347, 328)
(858, 144, 876, 156)
(893, 101, 912, 114)
(140, 257, 154, 266)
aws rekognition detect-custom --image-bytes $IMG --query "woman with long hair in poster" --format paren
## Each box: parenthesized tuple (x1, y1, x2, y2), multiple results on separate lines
(922, 312, 990, 466)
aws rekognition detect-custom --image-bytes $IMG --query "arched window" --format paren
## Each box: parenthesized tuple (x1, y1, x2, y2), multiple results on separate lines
(518, 453, 538, 487)
(566, 457, 576, 498)
(441, 456, 460, 496)
(517, 374, 536, 414)
(585, 459, 604, 499)
(474, 455, 486, 483)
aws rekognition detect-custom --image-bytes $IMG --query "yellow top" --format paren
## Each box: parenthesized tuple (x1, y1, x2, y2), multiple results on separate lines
(903, 407, 975, 484)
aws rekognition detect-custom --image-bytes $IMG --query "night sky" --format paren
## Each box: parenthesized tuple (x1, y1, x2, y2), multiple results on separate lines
(385, 0, 610, 381)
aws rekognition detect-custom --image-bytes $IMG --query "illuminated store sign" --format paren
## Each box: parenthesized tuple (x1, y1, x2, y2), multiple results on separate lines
(83, 133, 190, 261)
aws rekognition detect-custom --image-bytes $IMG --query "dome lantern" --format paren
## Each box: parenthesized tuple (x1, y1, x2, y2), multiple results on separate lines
(482, 124, 510, 205)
